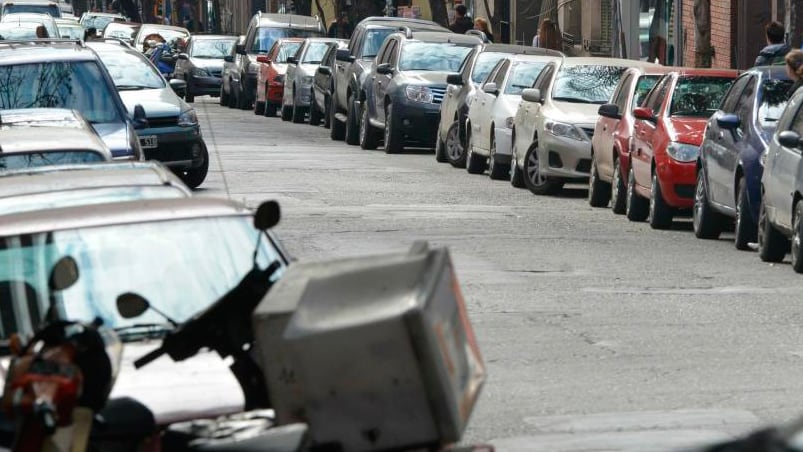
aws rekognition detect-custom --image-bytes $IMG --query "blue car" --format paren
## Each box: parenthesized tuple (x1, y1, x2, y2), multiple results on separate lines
(694, 66, 792, 250)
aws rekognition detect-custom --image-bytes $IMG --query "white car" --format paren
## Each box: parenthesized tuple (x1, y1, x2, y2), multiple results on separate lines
(54, 17, 83, 39)
(0, 12, 57, 37)
(465, 53, 561, 179)
(281, 37, 340, 123)
(510, 57, 658, 195)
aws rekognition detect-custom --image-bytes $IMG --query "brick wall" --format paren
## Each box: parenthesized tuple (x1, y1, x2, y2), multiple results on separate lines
(681, 0, 736, 68)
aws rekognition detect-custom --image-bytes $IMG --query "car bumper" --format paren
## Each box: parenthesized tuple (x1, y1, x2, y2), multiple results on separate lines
(394, 100, 441, 146)
(267, 82, 284, 105)
(138, 125, 204, 169)
(540, 132, 592, 179)
(656, 158, 696, 208)
(495, 127, 513, 157)
(190, 75, 222, 95)
(294, 84, 313, 107)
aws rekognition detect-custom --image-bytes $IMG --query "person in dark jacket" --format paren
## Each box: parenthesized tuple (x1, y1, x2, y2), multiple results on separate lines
(449, 5, 473, 34)
(755, 21, 791, 66)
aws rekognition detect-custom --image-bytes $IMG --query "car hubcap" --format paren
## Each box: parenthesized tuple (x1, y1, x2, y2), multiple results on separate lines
(489, 141, 495, 172)
(385, 109, 391, 144)
(510, 146, 517, 181)
(736, 189, 743, 235)
(527, 147, 545, 186)
(447, 126, 462, 160)
(693, 175, 705, 230)
(360, 107, 366, 142)
(649, 175, 657, 217)
(612, 162, 620, 201)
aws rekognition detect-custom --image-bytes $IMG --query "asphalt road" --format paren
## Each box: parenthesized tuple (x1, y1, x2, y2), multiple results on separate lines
(192, 97, 803, 451)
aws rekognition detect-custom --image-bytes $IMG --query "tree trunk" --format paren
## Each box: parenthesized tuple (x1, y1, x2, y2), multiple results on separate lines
(693, 0, 712, 67)
(429, 0, 448, 27)
(212, 0, 221, 33)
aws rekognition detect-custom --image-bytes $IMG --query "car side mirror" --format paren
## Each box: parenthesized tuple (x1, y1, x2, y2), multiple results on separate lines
(256, 55, 270, 64)
(335, 48, 354, 62)
(598, 103, 621, 120)
(49, 256, 79, 292)
(317, 65, 331, 76)
(521, 88, 542, 103)
(287, 56, 298, 64)
(778, 130, 802, 149)
(224, 55, 234, 63)
(633, 106, 656, 122)
(116, 292, 150, 319)
(236, 43, 246, 55)
(716, 113, 740, 130)
(177, 53, 189, 61)
(255, 200, 281, 231)
(446, 73, 463, 86)
(169, 79, 187, 97)
(132, 104, 148, 129)
(375, 63, 393, 75)
(482, 82, 498, 95)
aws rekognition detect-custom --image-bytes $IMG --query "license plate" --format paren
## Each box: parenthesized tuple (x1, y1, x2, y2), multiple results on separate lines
(140, 135, 158, 149)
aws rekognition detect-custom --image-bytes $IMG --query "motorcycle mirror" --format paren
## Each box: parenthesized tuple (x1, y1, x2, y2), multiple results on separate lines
(116, 293, 150, 319)
(254, 200, 280, 231)
(49, 256, 79, 291)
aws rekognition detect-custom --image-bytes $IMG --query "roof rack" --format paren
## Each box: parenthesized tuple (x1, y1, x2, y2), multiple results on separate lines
(398, 26, 413, 39)
(465, 29, 487, 43)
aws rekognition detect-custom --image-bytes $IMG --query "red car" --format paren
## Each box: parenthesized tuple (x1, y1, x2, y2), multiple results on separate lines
(589, 66, 671, 213)
(626, 69, 738, 229)
(255, 38, 303, 117)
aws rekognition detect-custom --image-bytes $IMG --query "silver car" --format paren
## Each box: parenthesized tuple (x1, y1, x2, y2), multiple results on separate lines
(282, 37, 341, 123)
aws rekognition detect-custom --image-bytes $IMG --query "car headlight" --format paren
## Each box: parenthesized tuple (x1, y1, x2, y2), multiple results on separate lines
(301, 75, 314, 86)
(666, 141, 699, 162)
(178, 108, 198, 127)
(505, 116, 515, 129)
(248, 62, 260, 74)
(192, 67, 210, 77)
(544, 120, 585, 141)
(406, 85, 433, 103)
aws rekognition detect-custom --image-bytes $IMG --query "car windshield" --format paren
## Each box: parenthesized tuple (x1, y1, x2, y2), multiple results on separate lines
(0, 22, 39, 39)
(59, 25, 84, 40)
(137, 27, 188, 47)
(2, 4, 60, 17)
(504, 62, 547, 95)
(95, 50, 166, 90)
(471, 52, 506, 84)
(0, 186, 187, 215)
(669, 76, 734, 117)
(0, 61, 123, 123)
(253, 27, 320, 53)
(303, 41, 330, 64)
(275, 41, 302, 63)
(80, 15, 121, 30)
(191, 38, 237, 58)
(552, 64, 627, 104)
(361, 29, 394, 58)
(103, 24, 138, 40)
(758, 78, 793, 129)
(0, 216, 286, 345)
(399, 42, 473, 72)
(0, 151, 105, 170)
(632, 74, 661, 109)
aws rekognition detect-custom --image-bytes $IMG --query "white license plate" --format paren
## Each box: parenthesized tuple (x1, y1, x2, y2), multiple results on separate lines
(140, 135, 158, 149)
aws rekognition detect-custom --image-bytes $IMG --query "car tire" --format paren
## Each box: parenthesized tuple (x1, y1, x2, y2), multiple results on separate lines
(445, 122, 466, 168)
(292, 103, 305, 123)
(793, 201, 803, 273)
(254, 100, 265, 115)
(228, 84, 238, 108)
(626, 164, 649, 222)
(309, 90, 322, 126)
(323, 94, 332, 129)
(434, 131, 448, 163)
(649, 172, 674, 230)
(345, 93, 360, 145)
(238, 86, 251, 110)
(359, 102, 380, 150)
(588, 155, 611, 208)
(330, 97, 345, 140)
(219, 85, 228, 106)
(465, 131, 487, 175)
(488, 136, 508, 180)
(178, 141, 209, 189)
(692, 169, 723, 239)
(384, 103, 403, 154)
(523, 141, 561, 195)
(611, 157, 627, 215)
(184, 79, 195, 103)
(264, 103, 277, 117)
(510, 143, 525, 188)
(734, 177, 757, 250)
(758, 195, 788, 263)
(281, 103, 292, 121)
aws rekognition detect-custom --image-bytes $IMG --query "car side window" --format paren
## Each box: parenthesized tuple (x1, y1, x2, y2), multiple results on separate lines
(381, 40, 397, 66)
(375, 39, 390, 64)
(350, 28, 362, 55)
(492, 60, 509, 87)
(389, 41, 400, 67)
(612, 73, 632, 111)
(646, 77, 670, 113)
(641, 75, 665, 110)
(734, 76, 756, 125)
(720, 75, 750, 113)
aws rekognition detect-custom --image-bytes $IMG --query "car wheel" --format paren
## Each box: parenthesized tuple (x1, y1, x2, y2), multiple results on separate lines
(510, 143, 525, 188)
(692, 169, 723, 239)
(238, 85, 251, 110)
(434, 130, 448, 163)
(254, 99, 265, 115)
(465, 131, 487, 175)
(626, 164, 649, 222)
(228, 83, 238, 108)
(281, 102, 292, 121)
(359, 101, 380, 150)
(384, 103, 403, 154)
(264, 102, 277, 117)
(734, 177, 757, 250)
(309, 91, 322, 126)
(445, 122, 466, 168)
(523, 141, 561, 195)
(758, 195, 788, 263)
(178, 141, 209, 189)
(611, 157, 627, 215)
(219, 84, 228, 106)
(323, 92, 332, 128)
(793, 201, 803, 273)
(488, 136, 508, 180)
(588, 154, 611, 208)
(345, 93, 360, 145)
(184, 79, 195, 103)
(649, 172, 673, 230)
(330, 96, 345, 140)
(292, 96, 305, 123)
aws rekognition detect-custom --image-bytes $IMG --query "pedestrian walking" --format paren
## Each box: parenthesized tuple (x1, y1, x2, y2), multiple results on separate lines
(755, 21, 790, 67)
(474, 17, 493, 43)
(785, 49, 803, 97)
(535, 19, 561, 51)
(449, 4, 473, 35)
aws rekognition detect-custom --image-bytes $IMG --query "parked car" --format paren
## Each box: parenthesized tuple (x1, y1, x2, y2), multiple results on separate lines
(0, 19, 40, 38)
(220, 34, 244, 107)
(102, 21, 140, 45)
(0, 161, 191, 215)
(436, 44, 563, 167)
(329, 17, 449, 144)
(695, 66, 791, 249)
(465, 54, 559, 179)
(281, 37, 340, 123)
(54, 17, 83, 39)
(1, 12, 57, 37)
(311, 38, 348, 127)
(254, 37, 303, 117)
(627, 68, 738, 228)
(359, 30, 480, 153)
(173, 34, 239, 102)
(511, 57, 656, 196)
(756, 87, 803, 271)
(0, 40, 143, 160)
(79, 11, 126, 32)
(232, 13, 325, 110)
(0, 1, 61, 18)
(88, 41, 208, 188)
(589, 66, 670, 211)
(133, 23, 189, 53)
(0, 125, 111, 169)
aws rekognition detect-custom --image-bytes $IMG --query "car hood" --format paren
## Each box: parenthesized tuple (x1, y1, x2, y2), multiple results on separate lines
(92, 122, 132, 158)
(191, 58, 224, 72)
(402, 71, 450, 85)
(667, 117, 707, 146)
(110, 341, 245, 425)
(119, 88, 184, 118)
(549, 100, 601, 125)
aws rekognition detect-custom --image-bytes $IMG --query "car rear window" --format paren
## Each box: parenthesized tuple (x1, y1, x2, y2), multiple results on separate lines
(0, 151, 105, 170)
(303, 41, 330, 64)
(759, 78, 793, 129)
(504, 62, 547, 95)
(361, 28, 394, 58)
(2, 4, 60, 17)
(253, 27, 321, 53)
(669, 76, 734, 117)
(471, 52, 506, 85)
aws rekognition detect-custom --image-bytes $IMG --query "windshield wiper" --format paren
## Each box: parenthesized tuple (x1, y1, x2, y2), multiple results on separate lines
(116, 85, 147, 91)
(552, 96, 593, 104)
(114, 323, 173, 341)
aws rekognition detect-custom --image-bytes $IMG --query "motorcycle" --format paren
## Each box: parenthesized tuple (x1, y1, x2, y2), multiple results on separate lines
(115, 200, 490, 451)
(145, 40, 178, 79)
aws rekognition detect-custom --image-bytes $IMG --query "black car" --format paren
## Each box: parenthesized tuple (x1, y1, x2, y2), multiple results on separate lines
(173, 34, 239, 103)
(311, 38, 347, 128)
(359, 30, 480, 153)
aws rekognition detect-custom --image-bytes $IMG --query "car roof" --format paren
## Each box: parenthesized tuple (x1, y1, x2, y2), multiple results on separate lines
(559, 57, 661, 68)
(357, 16, 445, 28)
(0, 197, 252, 237)
(0, 40, 96, 64)
(481, 43, 563, 57)
(508, 53, 563, 64)
(362, 21, 448, 33)
(746, 65, 791, 79)
(0, 161, 190, 198)
(190, 34, 238, 40)
(620, 65, 673, 77)
(405, 31, 481, 45)
(0, 108, 88, 127)
(0, 127, 110, 155)
(665, 68, 740, 77)
(86, 40, 137, 53)
(256, 13, 322, 29)
(137, 24, 189, 34)
(81, 12, 126, 18)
